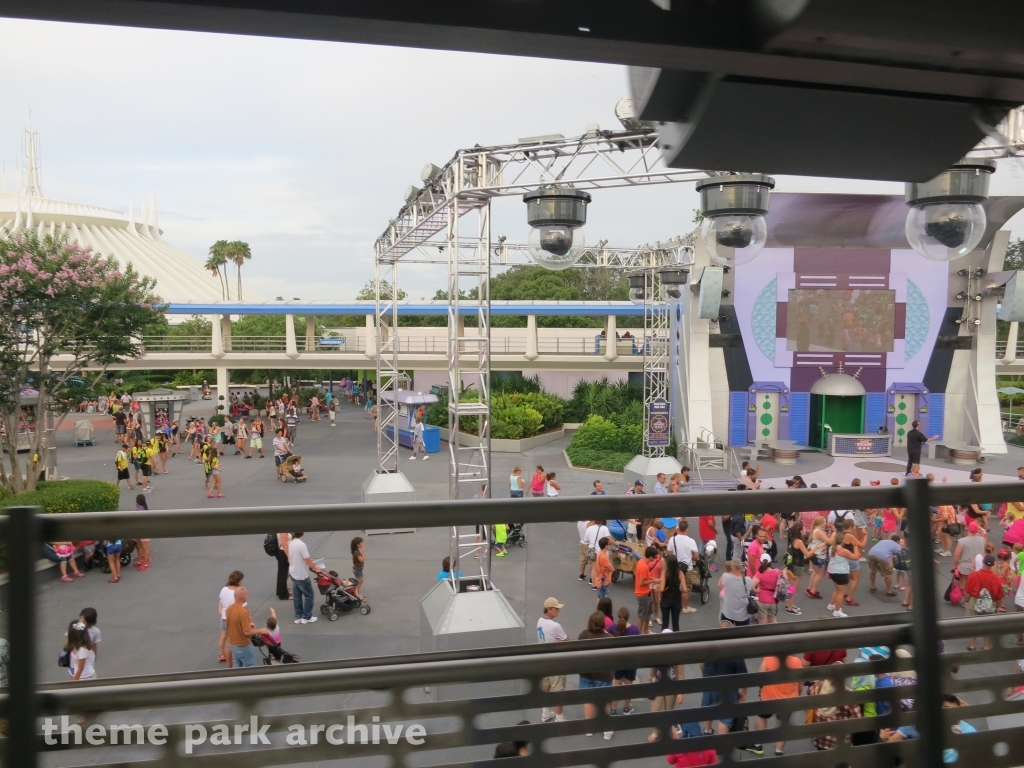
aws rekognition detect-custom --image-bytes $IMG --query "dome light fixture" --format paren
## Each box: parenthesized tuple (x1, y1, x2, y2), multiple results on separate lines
(627, 270, 647, 304)
(905, 158, 995, 262)
(522, 187, 591, 271)
(695, 174, 775, 267)
(658, 266, 690, 302)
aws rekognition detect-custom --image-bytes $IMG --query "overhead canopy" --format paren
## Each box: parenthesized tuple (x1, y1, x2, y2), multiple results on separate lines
(810, 374, 866, 397)
(165, 300, 644, 316)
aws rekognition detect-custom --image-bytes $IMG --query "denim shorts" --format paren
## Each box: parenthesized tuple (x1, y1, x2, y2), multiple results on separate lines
(510, 490, 524, 498)
(579, 677, 613, 689)
(353, 570, 364, 579)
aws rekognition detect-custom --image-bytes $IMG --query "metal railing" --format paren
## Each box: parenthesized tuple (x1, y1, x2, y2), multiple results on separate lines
(5, 483, 1024, 767)
(996, 339, 1024, 358)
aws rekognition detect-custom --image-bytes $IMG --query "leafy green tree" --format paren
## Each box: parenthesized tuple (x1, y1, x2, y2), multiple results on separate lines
(170, 315, 213, 338)
(0, 231, 163, 493)
(356, 279, 407, 301)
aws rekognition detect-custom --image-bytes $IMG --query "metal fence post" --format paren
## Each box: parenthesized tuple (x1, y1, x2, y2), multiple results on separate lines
(902, 478, 944, 768)
(7, 505, 41, 768)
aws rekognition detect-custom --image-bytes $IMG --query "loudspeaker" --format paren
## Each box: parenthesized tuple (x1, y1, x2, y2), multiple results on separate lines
(696, 266, 724, 320)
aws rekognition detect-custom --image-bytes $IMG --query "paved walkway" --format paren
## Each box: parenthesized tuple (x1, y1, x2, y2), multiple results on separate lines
(23, 401, 1024, 764)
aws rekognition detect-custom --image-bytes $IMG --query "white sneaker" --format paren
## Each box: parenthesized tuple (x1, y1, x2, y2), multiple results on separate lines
(409, 456, 416, 461)
(541, 709, 554, 723)
(604, 731, 614, 740)
(826, 604, 835, 611)
(554, 714, 566, 723)
(295, 619, 306, 624)
(306, 616, 318, 623)
(422, 455, 429, 460)
(833, 610, 848, 618)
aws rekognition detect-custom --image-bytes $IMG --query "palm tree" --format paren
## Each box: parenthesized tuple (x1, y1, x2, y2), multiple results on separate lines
(226, 240, 252, 301)
(206, 240, 230, 300)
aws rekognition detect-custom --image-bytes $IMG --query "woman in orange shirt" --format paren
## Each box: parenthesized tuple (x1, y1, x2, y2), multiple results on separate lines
(753, 654, 803, 757)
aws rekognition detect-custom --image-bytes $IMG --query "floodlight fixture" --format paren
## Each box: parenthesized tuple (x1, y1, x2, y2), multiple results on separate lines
(523, 187, 591, 271)
(627, 271, 647, 304)
(658, 266, 689, 302)
(695, 174, 775, 267)
(905, 159, 995, 261)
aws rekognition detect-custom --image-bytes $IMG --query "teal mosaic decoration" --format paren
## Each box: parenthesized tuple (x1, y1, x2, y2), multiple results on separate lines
(905, 280, 929, 362)
(752, 278, 777, 361)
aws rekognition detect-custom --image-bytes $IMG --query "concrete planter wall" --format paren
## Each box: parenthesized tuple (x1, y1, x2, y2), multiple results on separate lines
(438, 427, 565, 453)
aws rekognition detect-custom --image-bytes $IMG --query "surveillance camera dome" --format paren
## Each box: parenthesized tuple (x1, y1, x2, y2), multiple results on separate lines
(905, 202, 986, 261)
(701, 214, 767, 267)
(527, 225, 584, 270)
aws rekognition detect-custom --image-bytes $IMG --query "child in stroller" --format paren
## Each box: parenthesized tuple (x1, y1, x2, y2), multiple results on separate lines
(251, 608, 299, 665)
(505, 523, 527, 548)
(316, 569, 371, 621)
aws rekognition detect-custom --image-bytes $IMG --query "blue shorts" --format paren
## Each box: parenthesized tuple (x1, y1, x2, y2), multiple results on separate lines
(106, 543, 122, 555)
(579, 677, 612, 689)
(848, 559, 860, 571)
(353, 570, 363, 579)
(510, 490, 524, 498)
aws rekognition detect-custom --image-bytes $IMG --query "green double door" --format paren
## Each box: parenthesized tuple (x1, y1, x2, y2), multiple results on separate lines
(809, 394, 865, 449)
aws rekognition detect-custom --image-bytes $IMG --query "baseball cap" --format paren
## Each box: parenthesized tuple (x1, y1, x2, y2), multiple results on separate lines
(759, 553, 772, 563)
(543, 597, 564, 610)
(983, 554, 996, 567)
(967, 521, 980, 533)
(634, 479, 644, 486)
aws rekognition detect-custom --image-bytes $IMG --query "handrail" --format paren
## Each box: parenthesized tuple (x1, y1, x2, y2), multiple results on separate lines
(4, 481, 1023, 768)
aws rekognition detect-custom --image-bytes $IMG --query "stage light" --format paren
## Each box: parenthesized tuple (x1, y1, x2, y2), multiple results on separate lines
(627, 271, 647, 304)
(696, 174, 774, 267)
(956, 291, 967, 300)
(523, 188, 591, 270)
(658, 266, 689, 303)
(905, 159, 994, 261)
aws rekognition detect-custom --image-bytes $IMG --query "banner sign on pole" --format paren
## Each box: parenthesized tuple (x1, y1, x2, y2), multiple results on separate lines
(647, 397, 671, 447)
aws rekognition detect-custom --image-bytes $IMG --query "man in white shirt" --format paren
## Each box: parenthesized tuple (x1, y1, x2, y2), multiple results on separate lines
(584, 521, 612, 588)
(411, 418, 429, 460)
(273, 429, 291, 467)
(578, 520, 594, 581)
(536, 597, 568, 722)
(667, 519, 700, 613)
(288, 532, 325, 624)
(654, 473, 668, 494)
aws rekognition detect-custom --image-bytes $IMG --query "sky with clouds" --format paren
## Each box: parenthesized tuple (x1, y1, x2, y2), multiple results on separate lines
(2, 17, 1024, 302)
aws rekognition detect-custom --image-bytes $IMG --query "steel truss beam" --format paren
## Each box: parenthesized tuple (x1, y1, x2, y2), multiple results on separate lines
(400, 239, 685, 268)
(373, 246, 401, 475)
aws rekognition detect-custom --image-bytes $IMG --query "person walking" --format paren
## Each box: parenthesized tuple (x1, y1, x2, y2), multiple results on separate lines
(510, 467, 525, 498)
(826, 533, 858, 618)
(577, 611, 614, 740)
(783, 523, 809, 615)
(225, 587, 263, 668)
(273, 428, 291, 469)
(134, 494, 152, 570)
(234, 417, 248, 456)
(114, 443, 134, 490)
(719, 559, 752, 627)
(206, 448, 223, 499)
(751, 553, 783, 625)
(410, 417, 428, 460)
(592, 537, 614, 599)
(289, 532, 326, 624)
(272, 532, 291, 600)
(904, 420, 938, 476)
(113, 407, 128, 445)
(806, 516, 833, 599)
(610, 607, 640, 715)
(285, 404, 300, 445)
(65, 620, 97, 681)
(753, 654, 804, 756)
(659, 553, 683, 631)
(217, 570, 244, 666)
(530, 466, 546, 498)
(248, 416, 265, 459)
(546, 472, 561, 497)
(536, 597, 568, 723)
(667, 520, 700, 614)
(351, 536, 366, 598)
(635, 546, 656, 634)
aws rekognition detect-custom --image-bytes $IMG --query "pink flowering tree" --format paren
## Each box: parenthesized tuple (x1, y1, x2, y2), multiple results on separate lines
(0, 231, 163, 494)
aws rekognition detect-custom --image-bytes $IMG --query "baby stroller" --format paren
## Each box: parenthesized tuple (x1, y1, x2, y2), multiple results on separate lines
(89, 540, 136, 573)
(251, 632, 299, 665)
(74, 420, 95, 447)
(316, 569, 370, 621)
(279, 454, 307, 483)
(686, 553, 712, 605)
(506, 523, 527, 548)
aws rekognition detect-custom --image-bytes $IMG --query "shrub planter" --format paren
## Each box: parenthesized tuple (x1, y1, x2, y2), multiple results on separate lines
(563, 449, 626, 478)
(438, 427, 565, 453)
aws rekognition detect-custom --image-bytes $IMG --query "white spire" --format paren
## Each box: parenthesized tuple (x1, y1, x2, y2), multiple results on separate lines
(25, 195, 33, 229)
(148, 188, 160, 239)
(127, 191, 136, 235)
(12, 188, 22, 230)
(21, 129, 42, 197)
(139, 193, 151, 238)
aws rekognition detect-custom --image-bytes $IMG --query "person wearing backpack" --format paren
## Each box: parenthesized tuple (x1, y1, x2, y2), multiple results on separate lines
(114, 443, 134, 490)
(266, 532, 292, 601)
(964, 554, 1004, 651)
